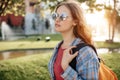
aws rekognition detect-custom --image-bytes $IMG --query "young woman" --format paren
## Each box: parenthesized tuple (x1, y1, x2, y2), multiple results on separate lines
(48, 1, 99, 80)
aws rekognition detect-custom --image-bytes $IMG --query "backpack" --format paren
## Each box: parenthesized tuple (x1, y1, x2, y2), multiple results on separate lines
(70, 43, 118, 80)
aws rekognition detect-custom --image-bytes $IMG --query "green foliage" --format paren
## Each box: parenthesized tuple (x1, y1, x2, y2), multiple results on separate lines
(94, 41, 120, 48)
(0, 53, 51, 80)
(17, 34, 62, 41)
(1, 0, 25, 16)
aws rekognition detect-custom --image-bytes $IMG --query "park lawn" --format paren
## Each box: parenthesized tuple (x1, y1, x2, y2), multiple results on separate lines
(0, 34, 120, 79)
(0, 34, 120, 51)
(0, 52, 120, 80)
(0, 40, 120, 52)
(0, 34, 61, 51)
(17, 34, 62, 41)
(0, 52, 52, 80)
(94, 41, 120, 48)
(0, 41, 59, 51)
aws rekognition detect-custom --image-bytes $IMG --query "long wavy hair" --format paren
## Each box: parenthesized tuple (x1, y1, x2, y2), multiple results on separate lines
(55, 1, 93, 45)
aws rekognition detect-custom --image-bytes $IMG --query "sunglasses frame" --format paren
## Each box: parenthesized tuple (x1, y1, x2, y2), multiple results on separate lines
(52, 12, 68, 21)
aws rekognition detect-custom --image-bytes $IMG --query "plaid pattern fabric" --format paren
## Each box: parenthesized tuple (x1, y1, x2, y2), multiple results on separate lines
(48, 38, 99, 80)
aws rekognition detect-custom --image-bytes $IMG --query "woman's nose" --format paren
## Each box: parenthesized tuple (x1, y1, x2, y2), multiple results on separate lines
(55, 17, 60, 22)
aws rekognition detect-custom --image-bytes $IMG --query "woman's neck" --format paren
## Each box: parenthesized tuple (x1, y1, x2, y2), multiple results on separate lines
(61, 33, 75, 49)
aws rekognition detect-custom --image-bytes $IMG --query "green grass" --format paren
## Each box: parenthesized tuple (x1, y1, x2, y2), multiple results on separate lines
(0, 34, 62, 51)
(16, 34, 62, 41)
(0, 41, 59, 51)
(0, 40, 120, 52)
(0, 53, 120, 80)
(95, 41, 120, 48)
(0, 34, 120, 79)
(0, 53, 52, 80)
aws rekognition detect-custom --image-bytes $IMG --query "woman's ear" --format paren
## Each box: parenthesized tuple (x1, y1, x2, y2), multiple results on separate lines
(73, 23, 77, 26)
(73, 20, 77, 26)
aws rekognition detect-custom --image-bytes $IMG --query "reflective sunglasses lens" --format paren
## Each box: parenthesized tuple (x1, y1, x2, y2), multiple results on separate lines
(52, 13, 58, 20)
(60, 13, 67, 21)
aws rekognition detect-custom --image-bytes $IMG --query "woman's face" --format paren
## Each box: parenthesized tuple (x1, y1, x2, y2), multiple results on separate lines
(54, 5, 76, 33)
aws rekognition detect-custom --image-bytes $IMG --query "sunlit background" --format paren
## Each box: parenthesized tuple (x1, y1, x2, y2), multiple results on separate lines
(81, 0, 120, 42)
(0, 0, 120, 80)
(0, 0, 120, 42)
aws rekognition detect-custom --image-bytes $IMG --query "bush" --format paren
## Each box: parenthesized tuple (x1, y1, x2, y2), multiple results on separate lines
(0, 53, 51, 80)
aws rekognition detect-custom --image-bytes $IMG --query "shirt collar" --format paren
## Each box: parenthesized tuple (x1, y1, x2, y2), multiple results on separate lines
(55, 38, 83, 49)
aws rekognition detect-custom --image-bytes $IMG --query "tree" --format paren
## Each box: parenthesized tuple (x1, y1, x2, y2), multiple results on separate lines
(104, 0, 119, 42)
(0, 0, 10, 16)
(40, 0, 96, 12)
(82, 0, 119, 42)
(0, 0, 97, 16)
(0, 0, 25, 16)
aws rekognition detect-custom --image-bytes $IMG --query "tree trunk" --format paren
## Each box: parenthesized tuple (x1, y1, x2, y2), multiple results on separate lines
(0, 0, 10, 16)
(111, 0, 117, 42)
(112, 10, 117, 42)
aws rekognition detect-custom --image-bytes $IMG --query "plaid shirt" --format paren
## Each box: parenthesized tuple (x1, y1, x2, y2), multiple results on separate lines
(48, 38, 99, 80)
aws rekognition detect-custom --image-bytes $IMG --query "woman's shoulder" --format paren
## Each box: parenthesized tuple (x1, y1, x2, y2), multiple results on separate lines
(77, 45, 98, 60)
(79, 45, 96, 54)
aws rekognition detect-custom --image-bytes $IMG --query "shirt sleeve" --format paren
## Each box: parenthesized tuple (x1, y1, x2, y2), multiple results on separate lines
(61, 46, 100, 80)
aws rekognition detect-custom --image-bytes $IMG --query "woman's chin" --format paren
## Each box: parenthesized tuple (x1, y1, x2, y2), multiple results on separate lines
(55, 28, 60, 32)
(55, 30, 60, 32)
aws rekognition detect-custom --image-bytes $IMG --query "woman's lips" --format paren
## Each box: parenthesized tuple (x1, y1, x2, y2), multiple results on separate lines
(55, 23, 60, 27)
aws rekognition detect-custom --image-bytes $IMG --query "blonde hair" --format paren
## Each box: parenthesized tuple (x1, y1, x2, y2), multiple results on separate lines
(55, 1, 93, 45)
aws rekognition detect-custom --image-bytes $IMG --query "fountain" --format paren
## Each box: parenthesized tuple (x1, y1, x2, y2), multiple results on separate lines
(1, 21, 15, 40)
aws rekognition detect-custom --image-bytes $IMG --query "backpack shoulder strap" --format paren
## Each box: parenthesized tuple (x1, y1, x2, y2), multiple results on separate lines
(69, 43, 98, 71)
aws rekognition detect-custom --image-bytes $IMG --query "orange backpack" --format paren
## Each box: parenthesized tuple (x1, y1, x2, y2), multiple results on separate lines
(70, 43, 118, 80)
(99, 60, 118, 80)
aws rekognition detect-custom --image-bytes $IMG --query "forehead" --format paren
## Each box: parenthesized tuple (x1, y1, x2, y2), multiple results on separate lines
(56, 5, 71, 15)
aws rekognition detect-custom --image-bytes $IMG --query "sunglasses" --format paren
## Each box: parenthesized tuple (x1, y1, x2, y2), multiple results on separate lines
(52, 12, 68, 21)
